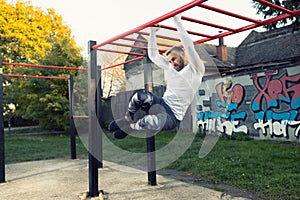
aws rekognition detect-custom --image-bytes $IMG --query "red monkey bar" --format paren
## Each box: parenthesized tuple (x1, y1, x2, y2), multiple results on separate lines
(1, 62, 87, 80)
(94, 0, 300, 71)
(2, 62, 87, 71)
(3, 74, 69, 80)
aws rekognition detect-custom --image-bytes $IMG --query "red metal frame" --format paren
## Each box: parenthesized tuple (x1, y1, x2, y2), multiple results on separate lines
(137, 31, 181, 42)
(3, 73, 69, 80)
(93, 0, 208, 49)
(1, 62, 87, 80)
(2, 62, 87, 71)
(94, 0, 300, 70)
(100, 56, 145, 71)
(122, 37, 174, 48)
(97, 48, 145, 57)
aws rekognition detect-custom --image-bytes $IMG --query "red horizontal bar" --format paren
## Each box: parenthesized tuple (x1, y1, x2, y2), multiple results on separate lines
(2, 62, 87, 71)
(181, 15, 236, 32)
(97, 48, 145, 57)
(158, 24, 213, 38)
(198, 4, 263, 25)
(100, 56, 145, 71)
(122, 37, 148, 44)
(195, 23, 261, 44)
(110, 42, 148, 51)
(255, 0, 294, 14)
(3, 73, 69, 80)
(194, 9, 300, 44)
(92, 0, 208, 49)
(137, 31, 181, 42)
(73, 115, 89, 119)
(260, 11, 300, 26)
(110, 42, 165, 55)
(122, 37, 173, 48)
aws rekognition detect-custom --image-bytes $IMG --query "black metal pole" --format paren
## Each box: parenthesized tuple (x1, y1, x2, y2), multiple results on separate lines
(69, 75, 77, 159)
(144, 61, 157, 186)
(8, 120, 11, 137)
(88, 40, 100, 197)
(0, 58, 5, 183)
(96, 65, 103, 168)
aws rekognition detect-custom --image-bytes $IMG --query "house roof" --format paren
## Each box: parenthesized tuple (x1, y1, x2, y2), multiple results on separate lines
(196, 43, 236, 77)
(235, 25, 300, 68)
(124, 25, 300, 79)
(201, 43, 236, 66)
(124, 38, 235, 79)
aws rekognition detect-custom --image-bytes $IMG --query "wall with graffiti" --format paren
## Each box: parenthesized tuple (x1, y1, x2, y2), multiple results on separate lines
(196, 65, 300, 142)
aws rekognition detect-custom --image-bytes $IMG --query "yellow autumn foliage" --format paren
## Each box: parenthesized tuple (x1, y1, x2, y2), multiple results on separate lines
(0, 0, 83, 130)
(0, 0, 81, 65)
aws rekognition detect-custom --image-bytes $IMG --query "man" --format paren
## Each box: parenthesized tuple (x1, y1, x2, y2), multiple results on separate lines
(109, 15, 205, 139)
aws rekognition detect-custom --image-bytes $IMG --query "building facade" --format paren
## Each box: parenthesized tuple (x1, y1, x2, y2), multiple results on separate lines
(196, 25, 300, 142)
(114, 25, 300, 142)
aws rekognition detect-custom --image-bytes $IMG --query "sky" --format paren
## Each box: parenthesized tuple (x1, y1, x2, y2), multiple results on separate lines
(8, 0, 261, 57)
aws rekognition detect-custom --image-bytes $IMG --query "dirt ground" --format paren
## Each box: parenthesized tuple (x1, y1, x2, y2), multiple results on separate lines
(0, 158, 258, 200)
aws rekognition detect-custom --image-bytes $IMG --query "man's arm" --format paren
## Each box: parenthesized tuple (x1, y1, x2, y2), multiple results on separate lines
(147, 26, 169, 69)
(173, 15, 205, 76)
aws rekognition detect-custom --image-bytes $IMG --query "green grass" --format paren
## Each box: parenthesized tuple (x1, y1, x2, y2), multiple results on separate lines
(3, 130, 300, 199)
(4, 126, 57, 135)
(5, 134, 87, 163)
(107, 131, 300, 200)
(106, 131, 177, 153)
(168, 134, 300, 200)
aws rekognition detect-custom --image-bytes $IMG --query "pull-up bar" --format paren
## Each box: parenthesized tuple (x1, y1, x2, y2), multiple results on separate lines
(3, 74, 69, 81)
(122, 37, 173, 48)
(99, 56, 145, 71)
(93, 0, 208, 49)
(0, 58, 82, 184)
(86, 0, 300, 197)
(1, 61, 88, 80)
(2, 62, 87, 71)
(93, 0, 299, 71)
(256, 0, 295, 14)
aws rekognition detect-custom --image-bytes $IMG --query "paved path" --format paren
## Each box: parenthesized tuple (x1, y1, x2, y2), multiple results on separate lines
(0, 159, 249, 200)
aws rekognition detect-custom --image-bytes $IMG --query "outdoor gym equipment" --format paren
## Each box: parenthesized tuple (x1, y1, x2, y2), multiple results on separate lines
(86, 0, 299, 197)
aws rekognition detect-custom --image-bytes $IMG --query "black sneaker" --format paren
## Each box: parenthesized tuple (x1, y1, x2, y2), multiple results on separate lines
(113, 129, 128, 139)
(108, 117, 130, 132)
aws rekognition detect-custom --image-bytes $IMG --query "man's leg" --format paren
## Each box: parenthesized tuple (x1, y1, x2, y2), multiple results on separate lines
(130, 102, 180, 132)
(126, 90, 154, 121)
(108, 90, 157, 139)
(109, 90, 155, 130)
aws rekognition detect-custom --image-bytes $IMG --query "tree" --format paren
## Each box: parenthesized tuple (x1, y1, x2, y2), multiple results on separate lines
(101, 55, 126, 98)
(253, 0, 300, 30)
(0, 0, 83, 130)
(99, 46, 127, 98)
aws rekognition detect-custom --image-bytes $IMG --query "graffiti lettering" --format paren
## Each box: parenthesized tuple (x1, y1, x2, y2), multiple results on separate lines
(251, 72, 300, 138)
(197, 81, 247, 136)
(254, 118, 300, 137)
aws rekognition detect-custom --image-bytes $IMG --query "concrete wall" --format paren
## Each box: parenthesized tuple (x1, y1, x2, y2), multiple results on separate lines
(108, 62, 299, 142)
(195, 65, 300, 142)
